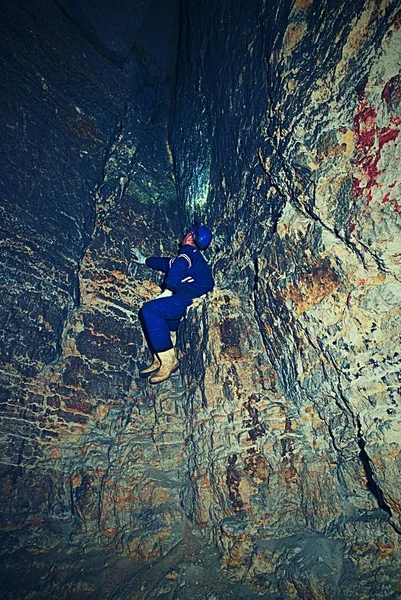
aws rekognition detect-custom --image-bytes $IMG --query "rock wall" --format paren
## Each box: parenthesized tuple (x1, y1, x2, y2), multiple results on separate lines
(172, 0, 401, 597)
(0, 0, 187, 594)
(1, 0, 400, 598)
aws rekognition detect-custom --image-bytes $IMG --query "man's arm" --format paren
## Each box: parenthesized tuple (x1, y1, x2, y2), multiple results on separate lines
(146, 256, 173, 273)
(130, 246, 171, 273)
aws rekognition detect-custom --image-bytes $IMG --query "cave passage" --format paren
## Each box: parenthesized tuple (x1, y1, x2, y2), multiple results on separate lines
(1, 1, 401, 599)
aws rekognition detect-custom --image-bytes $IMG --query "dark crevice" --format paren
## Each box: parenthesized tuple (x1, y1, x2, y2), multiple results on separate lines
(357, 424, 401, 535)
(357, 437, 390, 515)
(98, 441, 114, 532)
(304, 327, 401, 536)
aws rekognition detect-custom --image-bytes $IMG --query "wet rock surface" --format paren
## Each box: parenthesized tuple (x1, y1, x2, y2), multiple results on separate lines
(1, 0, 401, 599)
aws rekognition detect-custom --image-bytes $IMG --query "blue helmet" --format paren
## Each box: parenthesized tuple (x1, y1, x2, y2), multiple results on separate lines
(190, 223, 213, 249)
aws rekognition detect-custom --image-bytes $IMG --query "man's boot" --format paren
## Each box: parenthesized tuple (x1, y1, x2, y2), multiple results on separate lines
(140, 354, 161, 375)
(149, 348, 179, 384)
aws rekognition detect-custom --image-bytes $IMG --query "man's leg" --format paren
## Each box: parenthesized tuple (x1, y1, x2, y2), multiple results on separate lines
(140, 296, 190, 383)
(138, 309, 161, 374)
(167, 317, 181, 349)
(141, 297, 189, 352)
(167, 318, 182, 332)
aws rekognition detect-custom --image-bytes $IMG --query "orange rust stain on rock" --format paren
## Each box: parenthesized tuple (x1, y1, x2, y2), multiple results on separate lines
(152, 489, 171, 503)
(244, 453, 271, 483)
(25, 519, 46, 528)
(377, 542, 396, 558)
(294, 0, 314, 9)
(283, 22, 308, 53)
(283, 465, 298, 482)
(48, 448, 61, 458)
(223, 345, 242, 359)
(111, 494, 141, 504)
(102, 527, 119, 537)
(285, 261, 339, 317)
(67, 114, 103, 144)
(228, 541, 250, 564)
(63, 396, 92, 414)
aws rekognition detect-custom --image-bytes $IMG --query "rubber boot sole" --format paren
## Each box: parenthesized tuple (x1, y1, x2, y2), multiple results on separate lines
(140, 357, 161, 375)
(140, 363, 161, 375)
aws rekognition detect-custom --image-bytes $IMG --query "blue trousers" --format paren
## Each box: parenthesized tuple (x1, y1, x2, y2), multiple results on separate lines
(140, 295, 192, 353)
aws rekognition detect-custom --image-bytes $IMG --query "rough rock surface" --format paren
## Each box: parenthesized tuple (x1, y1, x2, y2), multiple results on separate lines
(172, 1, 401, 597)
(1, 0, 401, 599)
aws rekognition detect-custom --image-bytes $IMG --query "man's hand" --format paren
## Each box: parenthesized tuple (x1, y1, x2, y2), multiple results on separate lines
(130, 245, 146, 265)
(155, 289, 173, 300)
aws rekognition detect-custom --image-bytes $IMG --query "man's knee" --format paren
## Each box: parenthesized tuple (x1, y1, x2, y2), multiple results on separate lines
(140, 301, 154, 321)
(141, 299, 167, 322)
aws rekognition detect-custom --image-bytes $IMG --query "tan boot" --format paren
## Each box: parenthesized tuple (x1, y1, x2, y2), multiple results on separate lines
(140, 354, 161, 375)
(149, 348, 179, 384)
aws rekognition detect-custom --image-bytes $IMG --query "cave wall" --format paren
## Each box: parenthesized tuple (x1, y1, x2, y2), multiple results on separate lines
(1, 0, 401, 598)
(171, 0, 401, 597)
(0, 0, 187, 591)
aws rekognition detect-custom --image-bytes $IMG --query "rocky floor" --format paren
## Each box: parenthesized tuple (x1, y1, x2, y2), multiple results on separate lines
(1, 524, 277, 600)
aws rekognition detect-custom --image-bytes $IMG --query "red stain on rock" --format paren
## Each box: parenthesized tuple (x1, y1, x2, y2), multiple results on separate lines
(354, 102, 377, 149)
(352, 95, 400, 209)
(353, 101, 379, 204)
(393, 12, 401, 31)
(382, 74, 401, 107)
(379, 127, 399, 149)
(382, 193, 401, 213)
(391, 199, 401, 213)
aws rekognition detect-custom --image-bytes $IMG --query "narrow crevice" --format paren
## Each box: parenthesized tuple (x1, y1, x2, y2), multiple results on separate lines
(293, 175, 390, 277)
(305, 328, 401, 536)
(357, 437, 390, 515)
(69, 470, 85, 529)
(98, 441, 114, 533)
(357, 424, 401, 535)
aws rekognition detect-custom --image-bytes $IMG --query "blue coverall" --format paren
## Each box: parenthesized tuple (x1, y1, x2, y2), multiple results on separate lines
(140, 245, 214, 353)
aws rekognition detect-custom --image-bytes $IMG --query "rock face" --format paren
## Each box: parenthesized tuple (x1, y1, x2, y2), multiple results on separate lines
(171, 1, 401, 596)
(1, 0, 401, 598)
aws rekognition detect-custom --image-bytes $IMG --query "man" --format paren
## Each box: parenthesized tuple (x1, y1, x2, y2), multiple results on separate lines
(130, 223, 214, 384)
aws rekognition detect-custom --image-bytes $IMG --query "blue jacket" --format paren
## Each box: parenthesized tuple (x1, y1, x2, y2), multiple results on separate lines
(146, 245, 214, 299)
